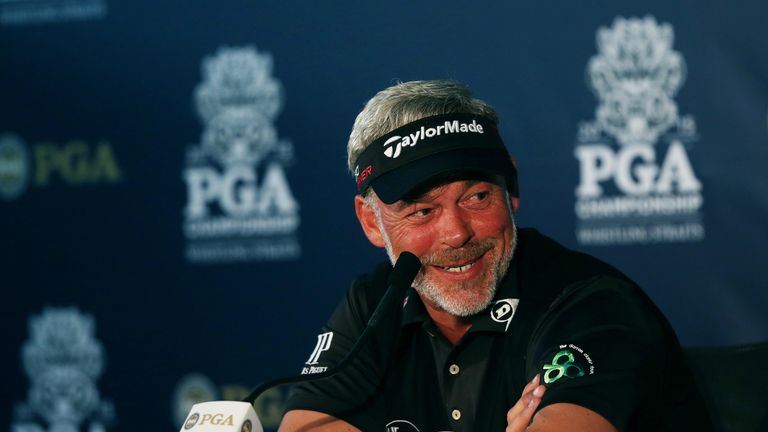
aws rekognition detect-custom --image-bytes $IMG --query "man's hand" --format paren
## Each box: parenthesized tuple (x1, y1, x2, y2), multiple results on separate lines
(506, 375, 618, 432)
(506, 374, 546, 432)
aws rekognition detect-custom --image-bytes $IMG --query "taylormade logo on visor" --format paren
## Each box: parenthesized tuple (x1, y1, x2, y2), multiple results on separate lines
(383, 119, 485, 158)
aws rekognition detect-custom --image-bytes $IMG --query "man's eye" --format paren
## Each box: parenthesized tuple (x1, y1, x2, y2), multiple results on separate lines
(467, 191, 490, 202)
(464, 191, 492, 208)
(408, 208, 433, 218)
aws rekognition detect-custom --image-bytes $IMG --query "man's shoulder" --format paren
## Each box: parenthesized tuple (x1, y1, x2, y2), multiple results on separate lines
(346, 260, 394, 311)
(351, 260, 393, 290)
(516, 228, 635, 300)
(518, 229, 675, 350)
(517, 228, 628, 279)
(516, 228, 664, 319)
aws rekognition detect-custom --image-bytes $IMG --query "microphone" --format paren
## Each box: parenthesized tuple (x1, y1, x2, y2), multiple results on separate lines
(178, 252, 422, 432)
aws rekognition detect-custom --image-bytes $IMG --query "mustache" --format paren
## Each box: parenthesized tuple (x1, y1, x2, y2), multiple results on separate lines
(419, 238, 495, 266)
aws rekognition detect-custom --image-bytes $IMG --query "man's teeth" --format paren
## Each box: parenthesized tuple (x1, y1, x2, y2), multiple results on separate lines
(440, 262, 475, 272)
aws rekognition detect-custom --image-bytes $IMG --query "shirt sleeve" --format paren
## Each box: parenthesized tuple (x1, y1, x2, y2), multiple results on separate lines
(283, 264, 392, 428)
(525, 275, 669, 431)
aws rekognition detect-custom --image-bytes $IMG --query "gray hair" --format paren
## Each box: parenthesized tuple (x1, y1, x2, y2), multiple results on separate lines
(347, 80, 499, 174)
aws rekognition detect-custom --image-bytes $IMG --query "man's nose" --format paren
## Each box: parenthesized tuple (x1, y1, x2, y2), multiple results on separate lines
(438, 206, 473, 248)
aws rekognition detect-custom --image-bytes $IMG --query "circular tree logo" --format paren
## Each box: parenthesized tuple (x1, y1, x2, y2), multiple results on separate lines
(184, 413, 200, 430)
(241, 419, 252, 432)
(0, 133, 30, 200)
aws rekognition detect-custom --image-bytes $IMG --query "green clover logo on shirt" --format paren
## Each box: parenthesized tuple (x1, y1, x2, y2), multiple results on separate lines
(543, 349, 585, 384)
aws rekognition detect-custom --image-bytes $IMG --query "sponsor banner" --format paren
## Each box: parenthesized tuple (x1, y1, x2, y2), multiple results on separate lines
(182, 46, 301, 264)
(574, 16, 705, 246)
(0, 0, 106, 26)
(11, 307, 115, 432)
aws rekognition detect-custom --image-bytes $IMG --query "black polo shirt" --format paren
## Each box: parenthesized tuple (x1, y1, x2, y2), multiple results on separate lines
(285, 228, 712, 431)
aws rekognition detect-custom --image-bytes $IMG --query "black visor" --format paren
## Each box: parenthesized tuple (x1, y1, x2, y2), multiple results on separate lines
(353, 113, 518, 204)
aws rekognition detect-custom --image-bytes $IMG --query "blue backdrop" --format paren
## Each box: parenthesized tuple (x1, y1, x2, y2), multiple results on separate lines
(2, 1, 767, 431)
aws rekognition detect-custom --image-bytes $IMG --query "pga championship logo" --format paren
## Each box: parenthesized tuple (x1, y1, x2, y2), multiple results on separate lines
(11, 307, 114, 432)
(574, 16, 705, 245)
(182, 46, 300, 263)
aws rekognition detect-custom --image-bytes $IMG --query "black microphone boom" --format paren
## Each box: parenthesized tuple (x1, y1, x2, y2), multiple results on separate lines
(242, 251, 421, 405)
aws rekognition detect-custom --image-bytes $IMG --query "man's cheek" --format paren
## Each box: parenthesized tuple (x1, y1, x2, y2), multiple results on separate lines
(477, 211, 511, 233)
(394, 228, 434, 253)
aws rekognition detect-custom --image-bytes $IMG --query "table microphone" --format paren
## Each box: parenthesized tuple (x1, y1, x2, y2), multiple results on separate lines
(178, 252, 421, 432)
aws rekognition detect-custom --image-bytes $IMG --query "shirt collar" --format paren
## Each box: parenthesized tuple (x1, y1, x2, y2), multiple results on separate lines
(401, 287, 429, 327)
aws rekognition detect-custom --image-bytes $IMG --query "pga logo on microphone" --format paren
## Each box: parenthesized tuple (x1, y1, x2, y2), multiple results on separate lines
(183, 412, 253, 431)
(181, 401, 260, 432)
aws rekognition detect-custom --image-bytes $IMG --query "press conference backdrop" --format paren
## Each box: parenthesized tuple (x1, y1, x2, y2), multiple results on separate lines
(2, 1, 766, 430)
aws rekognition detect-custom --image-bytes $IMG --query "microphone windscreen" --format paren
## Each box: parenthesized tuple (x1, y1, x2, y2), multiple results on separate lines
(388, 252, 421, 287)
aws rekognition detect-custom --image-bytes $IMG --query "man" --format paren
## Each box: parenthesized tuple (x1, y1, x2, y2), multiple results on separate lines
(279, 80, 711, 431)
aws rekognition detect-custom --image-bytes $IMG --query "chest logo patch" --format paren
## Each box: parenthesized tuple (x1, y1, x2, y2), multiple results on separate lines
(490, 298, 519, 332)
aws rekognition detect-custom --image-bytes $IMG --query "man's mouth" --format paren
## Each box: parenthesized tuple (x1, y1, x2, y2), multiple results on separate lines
(421, 241, 494, 276)
(436, 258, 479, 273)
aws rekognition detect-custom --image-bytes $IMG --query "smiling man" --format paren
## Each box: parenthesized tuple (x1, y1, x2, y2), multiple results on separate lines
(279, 80, 711, 432)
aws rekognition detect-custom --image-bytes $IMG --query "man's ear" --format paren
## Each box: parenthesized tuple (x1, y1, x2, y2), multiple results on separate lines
(354, 195, 386, 248)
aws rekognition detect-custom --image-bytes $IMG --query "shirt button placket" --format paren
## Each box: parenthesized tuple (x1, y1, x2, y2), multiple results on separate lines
(448, 363, 461, 423)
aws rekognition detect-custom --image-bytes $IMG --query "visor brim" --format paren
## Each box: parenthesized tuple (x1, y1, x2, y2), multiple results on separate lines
(368, 148, 516, 204)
